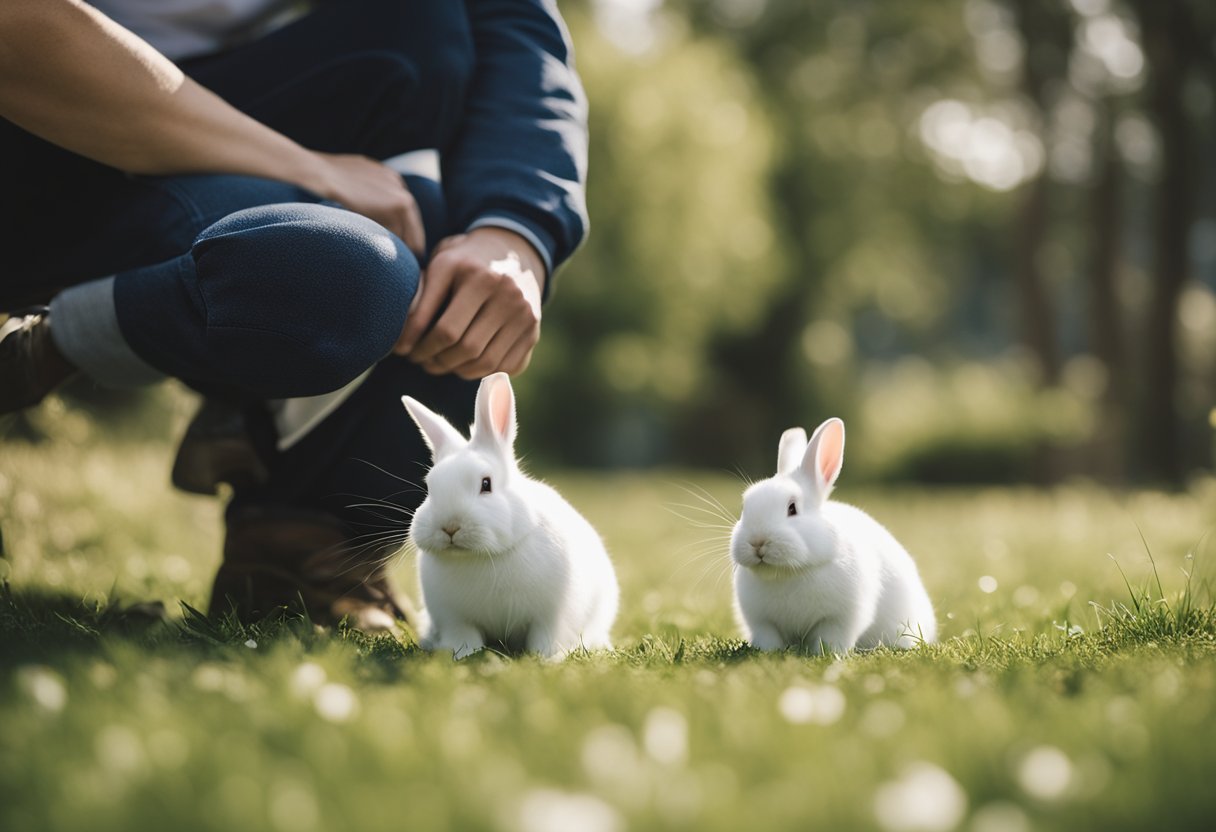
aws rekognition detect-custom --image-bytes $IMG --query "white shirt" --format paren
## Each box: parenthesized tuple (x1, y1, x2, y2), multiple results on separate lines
(90, 0, 297, 60)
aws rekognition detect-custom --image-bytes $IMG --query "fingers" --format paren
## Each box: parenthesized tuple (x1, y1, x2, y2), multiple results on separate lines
(450, 326, 538, 380)
(394, 257, 455, 355)
(425, 305, 500, 374)
(425, 295, 540, 379)
(414, 268, 538, 372)
(398, 188, 426, 256)
(376, 164, 424, 254)
(395, 234, 543, 377)
(409, 280, 488, 365)
(499, 330, 537, 375)
(321, 155, 428, 255)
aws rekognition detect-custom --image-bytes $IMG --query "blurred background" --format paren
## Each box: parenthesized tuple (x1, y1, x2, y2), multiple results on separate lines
(516, 0, 1216, 486)
(11, 0, 1216, 489)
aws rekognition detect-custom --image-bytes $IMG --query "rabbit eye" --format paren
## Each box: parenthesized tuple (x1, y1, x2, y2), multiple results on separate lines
(480, 476, 492, 494)
(787, 501, 797, 517)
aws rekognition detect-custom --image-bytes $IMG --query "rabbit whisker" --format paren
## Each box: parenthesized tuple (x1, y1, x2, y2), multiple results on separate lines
(349, 458, 424, 489)
(665, 501, 735, 525)
(663, 505, 735, 532)
(326, 536, 410, 571)
(678, 479, 737, 517)
(671, 480, 739, 524)
(344, 501, 416, 518)
(690, 556, 733, 594)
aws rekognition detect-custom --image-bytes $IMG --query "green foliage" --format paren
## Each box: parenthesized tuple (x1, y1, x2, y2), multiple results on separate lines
(520, 7, 782, 466)
(522, 2, 1043, 470)
(517, 1, 1216, 479)
(853, 357, 1096, 482)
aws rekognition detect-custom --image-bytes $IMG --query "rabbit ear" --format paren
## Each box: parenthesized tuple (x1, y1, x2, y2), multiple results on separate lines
(402, 396, 466, 461)
(777, 427, 808, 475)
(471, 372, 516, 455)
(801, 418, 845, 503)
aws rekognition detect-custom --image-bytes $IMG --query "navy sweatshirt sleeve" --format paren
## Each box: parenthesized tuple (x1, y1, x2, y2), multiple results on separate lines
(443, 0, 589, 280)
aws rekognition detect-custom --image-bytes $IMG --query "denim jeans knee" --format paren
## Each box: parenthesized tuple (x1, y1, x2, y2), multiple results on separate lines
(191, 203, 419, 396)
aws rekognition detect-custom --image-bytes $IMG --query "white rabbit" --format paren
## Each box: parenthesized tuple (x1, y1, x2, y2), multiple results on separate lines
(401, 373, 619, 660)
(731, 418, 936, 653)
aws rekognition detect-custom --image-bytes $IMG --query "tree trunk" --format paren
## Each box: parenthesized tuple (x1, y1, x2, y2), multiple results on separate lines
(1085, 107, 1128, 481)
(1007, 0, 1072, 387)
(1134, 1, 1195, 485)
(1013, 174, 1061, 386)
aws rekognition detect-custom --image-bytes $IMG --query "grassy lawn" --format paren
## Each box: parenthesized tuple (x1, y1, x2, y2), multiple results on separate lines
(2, 429, 1216, 831)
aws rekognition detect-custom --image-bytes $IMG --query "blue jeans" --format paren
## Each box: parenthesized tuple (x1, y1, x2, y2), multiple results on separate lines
(115, 184, 420, 399)
(0, 0, 478, 531)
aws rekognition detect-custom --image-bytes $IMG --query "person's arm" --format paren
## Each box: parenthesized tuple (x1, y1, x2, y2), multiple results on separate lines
(396, 0, 589, 378)
(0, 0, 424, 250)
(443, 0, 590, 279)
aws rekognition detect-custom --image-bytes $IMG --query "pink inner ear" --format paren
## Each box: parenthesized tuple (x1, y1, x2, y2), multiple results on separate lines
(817, 421, 844, 484)
(490, 380, 512, 439)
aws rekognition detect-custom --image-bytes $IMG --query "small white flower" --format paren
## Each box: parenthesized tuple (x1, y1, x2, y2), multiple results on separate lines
(778, 685, 846, 726)
(17, 665, 67, 713)
(874, 762, 968, 832)
(290, 662, 328, 698)
(192, 663, 226, 691)
(244, 638, 258, 649)
(642, 707, 688, 766)
(517, 789, 622, 832)
(313, 683, 358, 723)
(779, 687, 815, 723)
(581, 724, 640, 785)
(1018, 745, 1073, 801)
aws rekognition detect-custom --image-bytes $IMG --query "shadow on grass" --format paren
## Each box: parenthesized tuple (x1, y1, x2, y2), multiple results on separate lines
(0, 583, 173, 664)
(4, 568, 1212, 677)
(0, 582, 419, 676)
(0, 582, 774, 680)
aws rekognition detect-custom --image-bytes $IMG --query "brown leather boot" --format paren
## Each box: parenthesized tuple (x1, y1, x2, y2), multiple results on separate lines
(210, 507, 416, 633)
(171, 398, 268, 495)
(0, 308, 77, 414)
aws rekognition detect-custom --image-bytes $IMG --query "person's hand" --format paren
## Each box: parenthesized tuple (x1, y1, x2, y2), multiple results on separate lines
(310, 151, 426, 255)
(394, 226, 546, 379)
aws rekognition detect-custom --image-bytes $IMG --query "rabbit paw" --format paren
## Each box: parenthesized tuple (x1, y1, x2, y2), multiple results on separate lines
(748, 623, 787, 651)
(427, 625, 485, 660)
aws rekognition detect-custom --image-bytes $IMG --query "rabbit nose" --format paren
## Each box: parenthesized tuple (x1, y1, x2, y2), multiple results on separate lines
(442, 523, 461, 538)
(750, 538, 768, 555)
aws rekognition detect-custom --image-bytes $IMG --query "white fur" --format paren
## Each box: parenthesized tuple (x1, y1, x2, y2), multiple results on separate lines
(402, 373, 618, 660)
(731, 418, 936, 653)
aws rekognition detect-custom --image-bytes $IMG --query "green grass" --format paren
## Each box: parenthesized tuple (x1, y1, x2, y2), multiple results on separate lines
(2, 431, 1216, 832)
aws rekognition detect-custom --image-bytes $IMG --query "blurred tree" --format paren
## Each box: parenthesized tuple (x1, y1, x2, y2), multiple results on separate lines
(510, 0, 1215, 482)
(1003, 0, 1133, 479)
(517, 4, 783, 468)
(1084, 102, 1129, 480)
(1008, 0, 1070, 388)
(1128, 0, 1213, 485)
(673, 0, 1008, 471)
